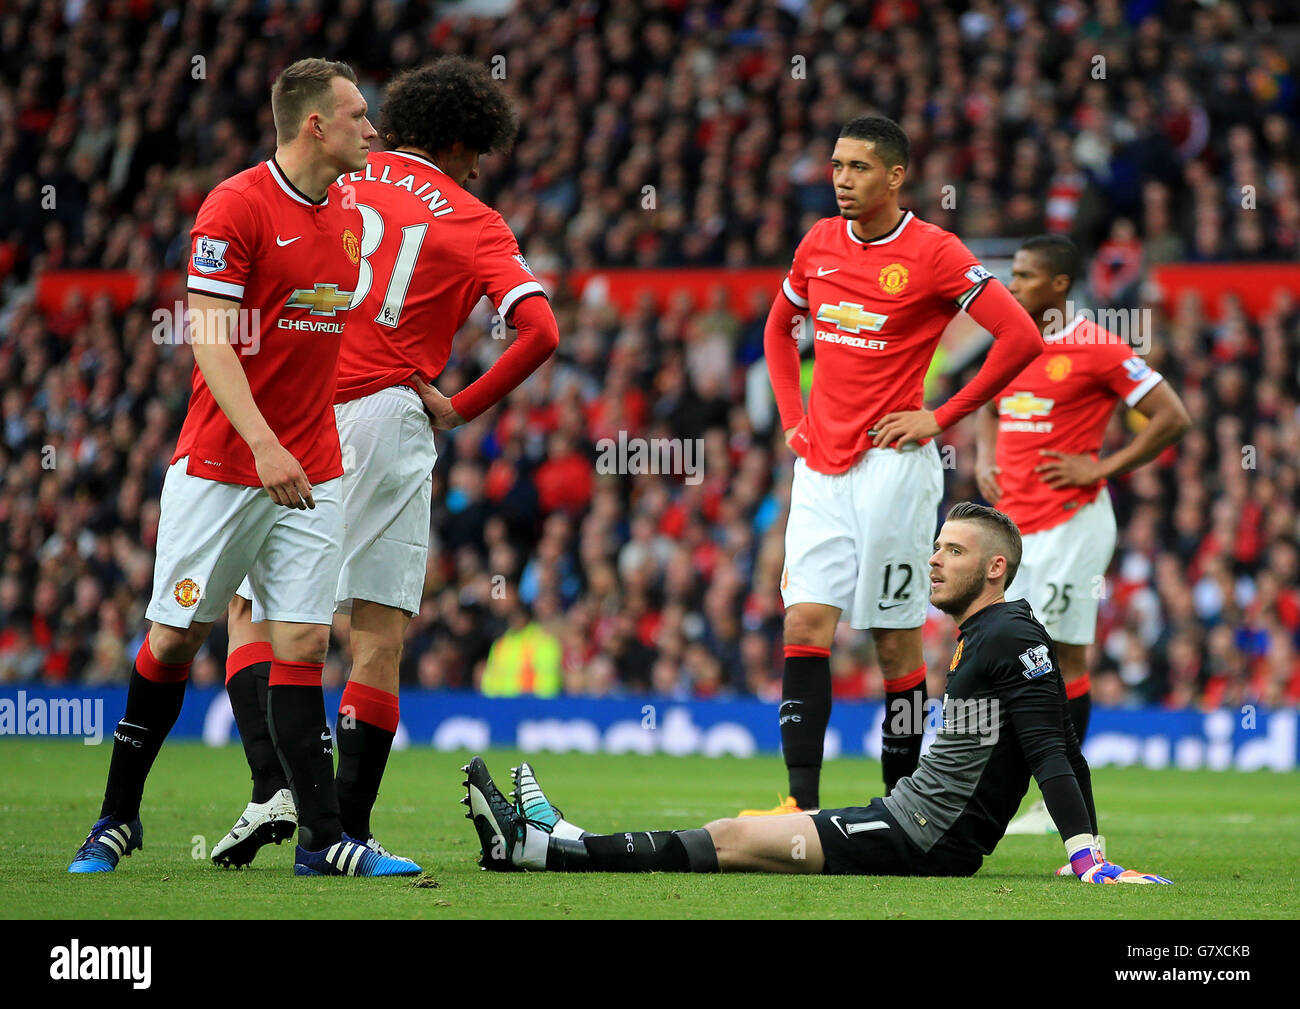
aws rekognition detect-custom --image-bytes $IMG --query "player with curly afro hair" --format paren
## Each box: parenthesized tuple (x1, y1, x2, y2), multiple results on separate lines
(209, 52, 557, 877)
(379, 56, 518, 163)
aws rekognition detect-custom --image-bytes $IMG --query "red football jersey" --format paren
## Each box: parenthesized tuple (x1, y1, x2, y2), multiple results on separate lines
(781, 211, 992, 474)
(177, 159, 362, 486)
(994, 315, 1164, 534)
(333, 149, 547, 404)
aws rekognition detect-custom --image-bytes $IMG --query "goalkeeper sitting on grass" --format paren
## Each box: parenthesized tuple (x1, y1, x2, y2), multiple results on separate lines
(461, 503, 1171, 884)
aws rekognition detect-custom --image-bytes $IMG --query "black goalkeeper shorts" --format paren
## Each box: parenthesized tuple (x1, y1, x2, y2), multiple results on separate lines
(810, 798, 979, 877)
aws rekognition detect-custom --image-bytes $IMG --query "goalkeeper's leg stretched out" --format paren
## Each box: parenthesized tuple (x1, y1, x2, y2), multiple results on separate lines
(463, 756, 1171, 883)
(466, 756, 857, 875)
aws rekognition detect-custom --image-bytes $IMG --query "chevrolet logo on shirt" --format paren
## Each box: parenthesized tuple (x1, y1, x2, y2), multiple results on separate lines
(998, 391, 1055, 420)
(816, 301, 888, 334)
(285, 283, 354, 316)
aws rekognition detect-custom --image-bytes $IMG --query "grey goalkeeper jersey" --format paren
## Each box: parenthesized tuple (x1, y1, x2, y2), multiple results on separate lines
(880, 599, 1090, 869)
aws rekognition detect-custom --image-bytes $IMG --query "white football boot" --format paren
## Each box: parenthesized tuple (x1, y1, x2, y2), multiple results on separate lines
(211, 788, 298, 868)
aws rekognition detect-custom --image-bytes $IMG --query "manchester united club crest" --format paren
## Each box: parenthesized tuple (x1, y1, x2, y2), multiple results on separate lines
(1045, 354, 1073, 381)
(949, 638, 964, 672)
(878, 263, 909, 295)
(173, 578, 201, 609)
(342, 228, 360, 265)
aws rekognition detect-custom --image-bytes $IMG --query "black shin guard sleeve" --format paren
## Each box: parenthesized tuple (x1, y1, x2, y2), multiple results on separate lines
(780, 654, 831, 809)
(267, 684, 342, 851)
(549, 829, 719, 873)
(226, 661, 287, 803)
(881, 677, 928, 795)
(101, 670, 187, 821)
(335, 717, 395, 841)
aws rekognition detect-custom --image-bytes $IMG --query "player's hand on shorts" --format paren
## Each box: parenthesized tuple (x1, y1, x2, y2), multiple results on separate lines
(1034, 449, 1106, 489)
(975, 461, 1003, 503)
(411, 376, 465, 430)
(253, 442, 315, 509)
(1069, 845, 1172, 885)
(872, 408, 940, 449)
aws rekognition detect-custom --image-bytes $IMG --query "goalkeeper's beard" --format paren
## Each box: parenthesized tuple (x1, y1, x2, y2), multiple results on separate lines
(931, 567, 986, 617)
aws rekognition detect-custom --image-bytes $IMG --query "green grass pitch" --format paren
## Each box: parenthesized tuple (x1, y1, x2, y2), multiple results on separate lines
(4, 739, 1297, 919)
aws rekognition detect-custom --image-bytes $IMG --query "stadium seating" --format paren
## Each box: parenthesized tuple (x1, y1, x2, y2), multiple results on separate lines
(0, 0, 1297, 709)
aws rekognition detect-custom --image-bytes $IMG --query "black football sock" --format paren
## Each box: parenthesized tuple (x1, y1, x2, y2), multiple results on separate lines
(780, 649, 832, 809)
(544, 829, 719, 872)
(1067, 684, 1092, 745)
(266, 665, 342, 852)
(334, 680, 399, 841)
(881, 665, 928, 795)
(225, 642, 287, 803)
(100, 639, 191, 822)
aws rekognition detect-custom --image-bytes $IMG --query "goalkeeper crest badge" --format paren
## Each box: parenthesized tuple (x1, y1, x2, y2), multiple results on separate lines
(1018, 644, 1053, 679)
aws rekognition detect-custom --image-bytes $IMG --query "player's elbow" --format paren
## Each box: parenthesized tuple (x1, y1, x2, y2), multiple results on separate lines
(521, 304, 560, 361)
(763, 299, 802, 349)
(1168, 401, 1193, 440)
(1013, 316, 1046, 358)
(539, 323, 560, 360)
(1028, 750, 1073, 785)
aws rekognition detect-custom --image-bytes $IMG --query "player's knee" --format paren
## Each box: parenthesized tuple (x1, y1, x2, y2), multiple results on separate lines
(1060, 664, 1086, 684)
(274, 624, 330, 665)
(875, 631, 920, 678)
(146, 622, 204, 664)
(703, 817, 740, 855)
(783, 606, 834, 648)
(875, 636, 902, 668)
(352, 634, 404, 680)
(1055, 643, 1088, 682)
(704, 817, 758, 862)
(227, 595, 253, 623)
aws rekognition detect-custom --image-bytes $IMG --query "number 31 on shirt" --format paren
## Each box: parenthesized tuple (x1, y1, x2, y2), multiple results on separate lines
(349, 202, 428, 329)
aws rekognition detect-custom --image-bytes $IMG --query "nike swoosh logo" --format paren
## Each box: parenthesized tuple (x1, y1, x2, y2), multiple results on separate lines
(817, 267, 839, 276)
(276, 235, 301, 246)
(831, 815, 890, 837)
(878, 601, 908, 610)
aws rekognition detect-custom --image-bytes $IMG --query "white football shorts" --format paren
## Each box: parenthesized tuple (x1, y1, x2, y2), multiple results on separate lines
(146, 457, 343, 627)
(781, 440, 944, 630)
(1004, 488, 1117, 645)
(237, 384, 436, 620)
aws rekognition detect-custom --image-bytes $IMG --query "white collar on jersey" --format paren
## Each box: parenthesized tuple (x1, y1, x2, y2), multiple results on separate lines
(844, 210, 913, 246)
(266, 158, 329, 207)
(1044, 313, 1086, 342)
(389, 148, 446, 174)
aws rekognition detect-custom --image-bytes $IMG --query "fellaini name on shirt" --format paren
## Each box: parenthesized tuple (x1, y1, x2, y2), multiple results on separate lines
(338, 162, 456, 217)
